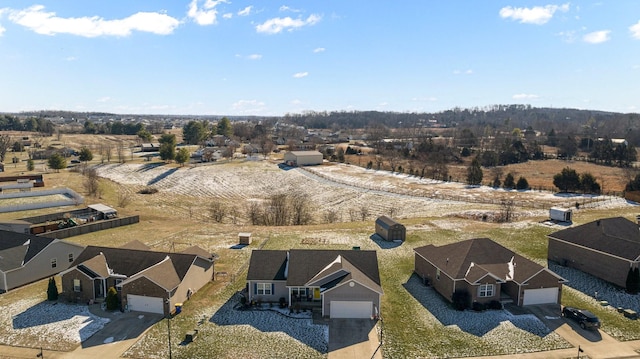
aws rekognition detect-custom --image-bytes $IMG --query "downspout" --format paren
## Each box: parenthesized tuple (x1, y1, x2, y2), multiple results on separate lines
(2, 271, 6, 292)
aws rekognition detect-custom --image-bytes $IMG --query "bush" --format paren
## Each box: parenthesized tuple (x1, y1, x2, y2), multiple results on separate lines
(138, 187, 159, 194)
(452, 290, 470, 311)
(46, 277, 58, 301)
(472, 302, 486, 311)
(279, 297, 287, 308)
(488, 300, 503, 310)
(105, 287, 119, 310)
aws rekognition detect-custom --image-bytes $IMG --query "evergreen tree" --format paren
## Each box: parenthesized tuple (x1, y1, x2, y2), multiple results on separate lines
(47, 277, 58, 301)
(47, 153, 67, 172)
(175, 147, 190, 166)
(159, 133, 177, 161)
(79, 147, 93, 163)
(27, 159, 35, 171)
(626, 268, 640, 294)
(503, 173, 515, 189)
(466, 157, 483, 186)
(516, 176, 529, 190)
(217, 117, 233, 137)
(553, 167, 581, 192)
(106, 287, 119, 310)
(580, 172, 601, 194)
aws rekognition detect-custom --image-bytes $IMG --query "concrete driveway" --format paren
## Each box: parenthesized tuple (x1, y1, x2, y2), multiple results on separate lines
(328, 319, 382, 359)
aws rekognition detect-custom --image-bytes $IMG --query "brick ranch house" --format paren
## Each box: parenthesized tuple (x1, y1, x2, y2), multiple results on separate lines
(548, 217, 640, 290)
(60, 243, 215, 315)
(414, 238, 566, 307)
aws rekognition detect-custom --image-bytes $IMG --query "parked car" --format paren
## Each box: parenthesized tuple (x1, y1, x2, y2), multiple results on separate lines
(562, 306, 601, 330)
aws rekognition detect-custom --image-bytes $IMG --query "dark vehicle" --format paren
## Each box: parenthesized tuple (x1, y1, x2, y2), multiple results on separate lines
(562, 306, 601, 330)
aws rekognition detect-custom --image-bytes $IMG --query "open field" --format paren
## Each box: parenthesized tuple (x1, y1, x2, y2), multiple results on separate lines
(0, 138, 639, 358)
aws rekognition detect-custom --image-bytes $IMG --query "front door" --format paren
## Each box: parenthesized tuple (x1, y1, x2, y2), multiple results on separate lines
(94, 279, 105, 298)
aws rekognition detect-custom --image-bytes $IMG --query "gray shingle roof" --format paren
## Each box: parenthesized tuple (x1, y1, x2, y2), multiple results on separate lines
(548, 217, 640, 261)
(0, 230, 56, 271)
(414, 238, 546, 284)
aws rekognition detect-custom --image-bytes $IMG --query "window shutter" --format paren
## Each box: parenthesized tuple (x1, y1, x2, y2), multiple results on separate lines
(271, 283, 274, 294)
(254, 283, 257, 295)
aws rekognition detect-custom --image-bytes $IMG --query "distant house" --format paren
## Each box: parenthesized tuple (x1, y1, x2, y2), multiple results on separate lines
(0, 230, 85, 293)
(283, 151, 323, 166)
(140, 143, 160, 152)
(60, 243, 215, 315)
(0, 219, 32, 234)
(548, 217, 640, 289)
(375, 216, 406, 242)
(247, 249, 383, 318)
(414, 238, 566, 307)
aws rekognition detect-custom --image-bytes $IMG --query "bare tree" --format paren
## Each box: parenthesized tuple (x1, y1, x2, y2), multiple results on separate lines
(0, 134, 12, 162)
(210, 201, 227, 223)
(264, 193, 290, 226)
(229, 205, 239, 225)
(359, 206, 370, 221)
(83, 167, 101, 197)
(117, 187, 132, 208)
(246, 201, 262, 225)
(324, 209, 340, 223)
(290, 192, 314, 225)
(498, 199, 514, 223)
(116, 142, 126, 163)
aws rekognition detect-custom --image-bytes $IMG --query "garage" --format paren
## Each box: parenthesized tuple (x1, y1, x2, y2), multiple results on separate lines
(330, 301, 372, 318)
(127, 294, 164, 314)
(522, 287, 558, 306)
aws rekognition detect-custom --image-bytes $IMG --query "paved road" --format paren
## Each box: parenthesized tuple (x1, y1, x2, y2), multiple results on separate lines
(328, 318, 382, 359)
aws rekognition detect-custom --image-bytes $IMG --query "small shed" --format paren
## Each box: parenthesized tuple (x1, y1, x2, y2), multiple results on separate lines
(88, 204, 118, 220)
(549, 207, 572, 222)
(375, 216, 406, 242)
(239, 232, 252, 245)
(283, 151, 323, 166)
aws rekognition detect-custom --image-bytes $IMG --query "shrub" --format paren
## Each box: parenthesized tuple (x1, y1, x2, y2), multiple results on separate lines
(488, 300, 503, 310)
(46, 277, 58, 301)
(138, 187, 159, 194)
(279, 297, 287, 308)
(105, 287, 119, 310)
(472, 302, 486, 311)
(452, 290, 470, 311)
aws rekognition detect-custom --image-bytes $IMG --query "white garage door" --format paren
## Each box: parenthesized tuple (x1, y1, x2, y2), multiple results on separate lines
(127, 294, 164, 314)
(330, 301, 372, 318)
(523, 288, 558, 306)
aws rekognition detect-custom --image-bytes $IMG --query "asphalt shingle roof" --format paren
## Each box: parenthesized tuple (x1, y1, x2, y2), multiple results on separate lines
(548, 217, 640, 261)
(0, 230, 56, 271)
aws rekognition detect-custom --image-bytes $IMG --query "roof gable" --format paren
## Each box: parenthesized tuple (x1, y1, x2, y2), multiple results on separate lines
(0, 230, 58, 271)
(246, 250, 288, 281)
(122, 256, 181, 291)
(548, 217, 640, 260)
(414, 238, 544, 283)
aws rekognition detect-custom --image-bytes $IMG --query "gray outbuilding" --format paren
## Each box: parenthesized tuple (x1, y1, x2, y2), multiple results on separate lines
(283, 151, 323, 166)
(375, 216, 406, 242)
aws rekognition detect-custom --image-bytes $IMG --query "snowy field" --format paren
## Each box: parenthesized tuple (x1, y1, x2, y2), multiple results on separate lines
(0, 298, 110, 351)
(95, 161, 634, 224)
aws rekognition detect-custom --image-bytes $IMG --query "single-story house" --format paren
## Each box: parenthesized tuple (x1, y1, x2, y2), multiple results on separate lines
(87, 204, 118, 220)
(246, 249, 383, 318)
(0, 219, 32, 234)
(0, 230, 85, 293)
(414, 238, 566, 307)
(283, 151, 323, 166)
(140, 143, 160, 152)
(375, 216, 406, 242)
(548, 217, 640, 289)
(60, 243, 215, 315)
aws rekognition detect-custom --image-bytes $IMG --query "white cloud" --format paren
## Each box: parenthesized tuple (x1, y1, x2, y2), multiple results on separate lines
(7, 5, 180, 37)
(583, 30, 610, 44)
(187, 0, 227, 26)
(0, 24, 5, 36)
(279, 6, 302, 13)
(293, 72, 308, 78)
(499, 3, 569, 25)
(453, 69, 473, 75)
(247, 54, 262, 60)
(629, 21, 640, 40)
(556, 30, 577, 43)
(223, 13, 232, 19)
(232, 99, 266, 114)
(313, 47, 325, 53)
(66, 56, 77, 61)
(238, 6, 252, 16)
(512, 93, 539, 100)
(256, 14, 321, 34)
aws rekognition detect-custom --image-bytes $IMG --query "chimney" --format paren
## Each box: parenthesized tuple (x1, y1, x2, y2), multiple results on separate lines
(596, 220, 600, 226)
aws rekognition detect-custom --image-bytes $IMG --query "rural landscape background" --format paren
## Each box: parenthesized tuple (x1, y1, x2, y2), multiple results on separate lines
(0, 104, 639, 358)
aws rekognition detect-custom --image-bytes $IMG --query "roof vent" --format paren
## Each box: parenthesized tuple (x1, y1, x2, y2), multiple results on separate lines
(596, 220, 601, 226)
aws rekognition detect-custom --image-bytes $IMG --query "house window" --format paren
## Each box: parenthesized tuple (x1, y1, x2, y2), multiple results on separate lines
(479, 284, 494, 297)
(73, 279, 81, 292)
(257, 283, 272, 295)
(291, 287, 309, 301)
(51, 258, 57, 268)
(115, 279, 123, 291)
(436, 268, 441, 280)
(68, 253, 74, 263)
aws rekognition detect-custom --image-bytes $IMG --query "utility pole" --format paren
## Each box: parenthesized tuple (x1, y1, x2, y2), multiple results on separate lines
(166, 299, 172, 359)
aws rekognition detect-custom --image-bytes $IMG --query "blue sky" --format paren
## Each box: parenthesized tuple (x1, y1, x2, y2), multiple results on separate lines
(0, 1, 639, 116)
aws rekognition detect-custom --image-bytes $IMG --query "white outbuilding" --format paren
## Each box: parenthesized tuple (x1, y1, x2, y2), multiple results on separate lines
(283, 151, 323, 166)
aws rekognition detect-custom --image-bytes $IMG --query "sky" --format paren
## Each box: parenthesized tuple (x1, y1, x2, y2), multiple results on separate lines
(0, 1, 639, 116)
